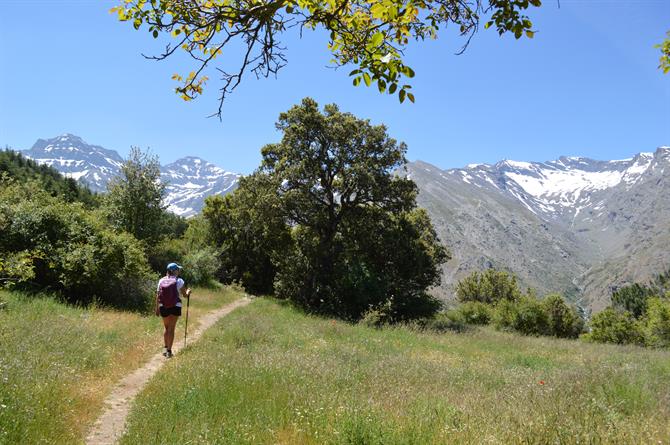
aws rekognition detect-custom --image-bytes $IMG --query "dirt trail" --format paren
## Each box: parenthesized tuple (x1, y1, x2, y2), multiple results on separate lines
(85, 297, 251, 445)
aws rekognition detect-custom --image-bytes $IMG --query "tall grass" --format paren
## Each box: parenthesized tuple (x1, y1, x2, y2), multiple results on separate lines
(0, 286, 240, 444)
(123, 298, 670, 444)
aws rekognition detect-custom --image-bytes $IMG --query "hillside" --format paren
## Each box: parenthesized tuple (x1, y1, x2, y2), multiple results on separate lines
(0, 149, 97, 206)
(121, 298, 670, 444)
(406, 147, 670, 310)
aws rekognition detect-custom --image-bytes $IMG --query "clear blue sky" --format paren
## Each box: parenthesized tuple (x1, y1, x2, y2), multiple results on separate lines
(1, 0, 668, 174)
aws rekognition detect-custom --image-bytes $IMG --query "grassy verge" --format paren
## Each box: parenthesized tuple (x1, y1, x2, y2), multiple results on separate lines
(122, 298, 670, 444)
(0, 286, 241, 445)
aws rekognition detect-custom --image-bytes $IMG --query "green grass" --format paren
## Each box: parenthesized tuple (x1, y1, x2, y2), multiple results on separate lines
(0, 286, 240, 445)
(122, 298, 670, 444)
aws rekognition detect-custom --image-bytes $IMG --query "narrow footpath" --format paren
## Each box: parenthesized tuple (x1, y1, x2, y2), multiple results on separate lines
(85, 297, 251, 445)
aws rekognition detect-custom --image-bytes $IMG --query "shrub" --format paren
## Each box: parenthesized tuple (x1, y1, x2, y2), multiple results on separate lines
(182, 247, 221, 287)
(493, 297, 550, 336)
(583, 308, 644, 345)
(541, 294, 584, 338)
(0, 181, 154, 310)
(641, 297, 670, 348)
(456, 269, 522, 304)
(455, 301, 492, 325)
(420, 311, 468, 333)
(360, 299, 395, 328)
(146, 237, 186, 275)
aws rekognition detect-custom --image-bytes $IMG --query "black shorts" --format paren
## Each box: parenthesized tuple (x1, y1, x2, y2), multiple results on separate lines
(160, 306, 182, 317)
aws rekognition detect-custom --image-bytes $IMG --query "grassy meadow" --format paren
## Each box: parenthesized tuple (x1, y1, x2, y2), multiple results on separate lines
(122, 298, 670, 444)
(0, 286, 240, 445)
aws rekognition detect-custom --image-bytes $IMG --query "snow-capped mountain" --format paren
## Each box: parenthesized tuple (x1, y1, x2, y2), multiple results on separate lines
(451, 152, 660, 221)
(161, 157, 239, 216)
(406, 146, 670, 311)
(23, 134, 124, 192)
(22, 134, 240, 217)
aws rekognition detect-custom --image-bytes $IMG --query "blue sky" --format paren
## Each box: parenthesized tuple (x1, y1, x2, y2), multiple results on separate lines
(1, 0, 668, 174)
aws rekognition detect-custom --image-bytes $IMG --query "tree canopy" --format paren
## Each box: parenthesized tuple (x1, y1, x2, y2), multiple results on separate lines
(203, 98, 448, 319)
(105, 147, 166, 243)
(112, 0, 541, 116)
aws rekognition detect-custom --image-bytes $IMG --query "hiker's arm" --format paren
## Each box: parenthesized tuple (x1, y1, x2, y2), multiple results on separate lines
(154, 291, 160, 316)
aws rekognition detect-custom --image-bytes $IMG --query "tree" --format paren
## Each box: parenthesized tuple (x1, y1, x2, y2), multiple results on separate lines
(611, 283, 656, 319)
(112, 0, 541, 116)
(105, 147, 166, 243)
(541, 294, 583, 339)
(211, 98, 447, 319)
(202, 172, 291, 294)
(658, 31, 670, 74)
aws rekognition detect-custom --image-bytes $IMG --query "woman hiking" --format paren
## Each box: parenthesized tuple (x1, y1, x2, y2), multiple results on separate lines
(155, 262, 191, 358)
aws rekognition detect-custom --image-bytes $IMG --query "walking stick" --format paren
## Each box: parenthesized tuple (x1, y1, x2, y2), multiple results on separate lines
(184, 293, 191, 348)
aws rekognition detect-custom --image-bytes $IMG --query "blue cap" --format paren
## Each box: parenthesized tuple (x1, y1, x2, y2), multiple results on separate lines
(167, 262, 183, 272)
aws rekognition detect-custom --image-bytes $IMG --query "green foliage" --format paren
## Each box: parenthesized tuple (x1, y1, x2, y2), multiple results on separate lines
(657, 31, 670, 74)
(493, 296, 550, 336)
(420, 310, 469, 333)
(203, 173, 291, 295)
(113, 0, 541, 115)
(454, 301, 493, 325)
(612, 283, 656, 318)
(641, 298, 670, 348)
(104, 147, 166, 244)
(583, 308, 644, 346)
(0, 149, 98, 206)
(0, 178, 154, 309)
(258, 98, 447, 320)
(182, 247, 221, 287)
(541, 294, 584, 339)
(456, 269, 522, 304)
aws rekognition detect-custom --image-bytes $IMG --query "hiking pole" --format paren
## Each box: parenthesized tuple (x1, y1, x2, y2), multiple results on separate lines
(184, 292, 191, 348)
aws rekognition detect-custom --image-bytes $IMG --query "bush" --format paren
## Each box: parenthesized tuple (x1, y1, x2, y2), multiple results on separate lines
(583, 308, 644, 345)
(0, 181, 154, 310)
(642, 298, 670, 348)
(455, 301, 492, 325)
(541, 294, 584, 338)
(146, 237, 186, 275)
(456, 269, 522, 304)
(360, 299, 395, 328)
(493, 297, 550, 336)
(182, 247, 221, 287)
(419, 311, 468, 333)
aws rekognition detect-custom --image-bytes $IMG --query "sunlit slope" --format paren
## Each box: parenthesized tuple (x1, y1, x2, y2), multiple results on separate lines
(122, 298, 670, 444)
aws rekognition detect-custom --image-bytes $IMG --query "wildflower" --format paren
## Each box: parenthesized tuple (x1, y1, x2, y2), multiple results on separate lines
(539, 380, 545, 385)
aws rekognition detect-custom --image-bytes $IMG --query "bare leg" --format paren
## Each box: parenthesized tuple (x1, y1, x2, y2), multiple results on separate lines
(162, 315, 179, 351)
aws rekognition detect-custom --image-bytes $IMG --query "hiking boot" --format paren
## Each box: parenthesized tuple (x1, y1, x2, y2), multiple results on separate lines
(165, 350, 173, 358)
(162, 347, 169, 357)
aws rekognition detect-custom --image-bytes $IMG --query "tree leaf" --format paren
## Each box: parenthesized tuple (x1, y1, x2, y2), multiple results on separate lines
(370, 32, 384, 48)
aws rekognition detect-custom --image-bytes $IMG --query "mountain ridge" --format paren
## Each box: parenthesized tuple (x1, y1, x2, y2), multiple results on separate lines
(407, 146, 670, 310)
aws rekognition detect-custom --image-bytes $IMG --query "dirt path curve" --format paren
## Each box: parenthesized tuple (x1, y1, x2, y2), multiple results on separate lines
(85, 297, 251, 445)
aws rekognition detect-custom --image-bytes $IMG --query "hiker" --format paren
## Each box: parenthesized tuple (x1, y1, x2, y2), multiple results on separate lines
(155, 262, 191, 358)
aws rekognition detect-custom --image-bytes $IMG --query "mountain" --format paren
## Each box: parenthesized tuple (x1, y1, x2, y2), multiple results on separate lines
(407, 147, 670, 311)
(161, 156, 239, 216)
(23, 134, 124, 192)
(22, 134, 240, 217)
